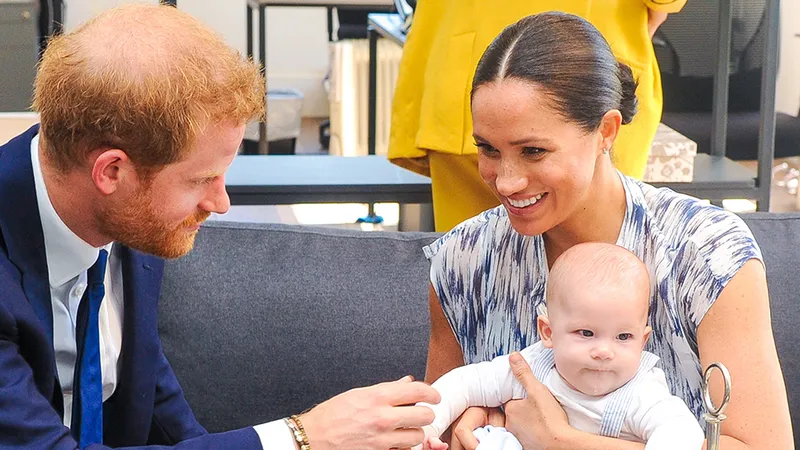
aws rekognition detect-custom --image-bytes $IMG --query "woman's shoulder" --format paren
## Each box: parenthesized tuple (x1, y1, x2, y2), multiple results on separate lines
(635, 180, 755, 244)
(632, 179, 762, 274)
(423, 205, 514, 261)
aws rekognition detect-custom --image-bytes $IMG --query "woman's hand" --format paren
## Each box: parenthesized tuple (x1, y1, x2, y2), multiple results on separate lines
(449, 406, 505, 450)
(503, 352, 570, 450)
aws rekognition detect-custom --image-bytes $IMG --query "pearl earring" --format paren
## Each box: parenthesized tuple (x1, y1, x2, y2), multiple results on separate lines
(603, 147, 610, 155)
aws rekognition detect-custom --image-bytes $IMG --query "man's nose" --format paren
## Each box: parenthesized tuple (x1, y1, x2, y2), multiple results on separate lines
(199, 176, 230, 215)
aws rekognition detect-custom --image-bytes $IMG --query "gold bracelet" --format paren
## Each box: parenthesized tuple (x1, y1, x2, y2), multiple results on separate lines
(284, 415, 311, 450)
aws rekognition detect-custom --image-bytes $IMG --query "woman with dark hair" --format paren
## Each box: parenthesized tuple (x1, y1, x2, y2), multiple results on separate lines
(423, 12, 792, 450)
(389, 0, 682, 233)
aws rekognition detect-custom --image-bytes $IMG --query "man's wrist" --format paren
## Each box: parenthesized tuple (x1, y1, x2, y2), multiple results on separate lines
(252, 418, 298, 449)
(285, 415, 311, 450)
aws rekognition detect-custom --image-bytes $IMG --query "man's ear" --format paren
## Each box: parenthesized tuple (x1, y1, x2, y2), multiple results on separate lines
(91, 149, 131, 195)
(538, 314, 554, 348)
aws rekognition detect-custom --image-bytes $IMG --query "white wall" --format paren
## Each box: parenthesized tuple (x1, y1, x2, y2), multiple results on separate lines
(263, 7, 330, 118)
(777, 0, 800, 116)
(64, 0, 159, 32)
(64, 0, 330, 117)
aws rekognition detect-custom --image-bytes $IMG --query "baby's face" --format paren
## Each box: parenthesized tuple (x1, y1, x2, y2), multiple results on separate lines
(541, 285, 650, 397)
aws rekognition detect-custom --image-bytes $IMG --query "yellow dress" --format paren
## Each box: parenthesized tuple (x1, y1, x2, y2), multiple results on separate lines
(388, 0, 686, 231)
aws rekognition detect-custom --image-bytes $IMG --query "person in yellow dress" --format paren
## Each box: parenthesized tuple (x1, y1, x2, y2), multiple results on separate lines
(388, 0, 686, 232)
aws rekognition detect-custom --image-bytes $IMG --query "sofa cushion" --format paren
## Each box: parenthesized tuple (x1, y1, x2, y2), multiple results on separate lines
(160, 213, 800, 441)
(740, 212, 800, 445)
(159, 221, 440, 432)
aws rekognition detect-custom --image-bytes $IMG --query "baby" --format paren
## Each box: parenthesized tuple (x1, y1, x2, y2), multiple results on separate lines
(416, 242, 704, 450)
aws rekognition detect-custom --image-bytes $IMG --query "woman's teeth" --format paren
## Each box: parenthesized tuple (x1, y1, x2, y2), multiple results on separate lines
(508, 193, 545, 208)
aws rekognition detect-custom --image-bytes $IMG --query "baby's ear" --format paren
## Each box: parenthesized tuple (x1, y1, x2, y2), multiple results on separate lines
(642, 325, 652, 349)
(538, 315, 553, 348)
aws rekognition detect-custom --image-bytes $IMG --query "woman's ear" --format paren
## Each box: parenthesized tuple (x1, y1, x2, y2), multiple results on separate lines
(597, 109, 622, 155)
(538, 314, 554, 348)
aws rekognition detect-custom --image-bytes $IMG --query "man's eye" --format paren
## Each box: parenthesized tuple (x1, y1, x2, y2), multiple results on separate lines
(618, 333, 633, 341)
(578, 330, 594, 337)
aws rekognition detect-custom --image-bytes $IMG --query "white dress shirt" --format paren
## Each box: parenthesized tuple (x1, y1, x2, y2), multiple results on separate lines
(31, 135, 294, 449)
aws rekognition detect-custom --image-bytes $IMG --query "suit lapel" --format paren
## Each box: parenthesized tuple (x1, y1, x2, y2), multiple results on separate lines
(103, 245, 164, 446)
(1, 127, 168, 444)
(0, 124, 55, 344)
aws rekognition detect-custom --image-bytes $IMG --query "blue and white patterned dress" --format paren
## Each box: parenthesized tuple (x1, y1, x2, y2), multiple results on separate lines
(423, 173, 762, 421)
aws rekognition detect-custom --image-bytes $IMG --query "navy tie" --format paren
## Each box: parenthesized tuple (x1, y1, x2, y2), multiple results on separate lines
(71, 249, 108, 447)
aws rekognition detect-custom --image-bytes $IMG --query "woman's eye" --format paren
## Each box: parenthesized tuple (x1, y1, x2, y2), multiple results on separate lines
(578, 330, 594, 337)
(522, 146, 545, 156)
(475, 142, 497, 154)
(617, 333, 634, 341)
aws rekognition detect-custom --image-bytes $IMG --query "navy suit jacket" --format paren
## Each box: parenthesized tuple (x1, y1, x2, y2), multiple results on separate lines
(0, 126, 262, 449)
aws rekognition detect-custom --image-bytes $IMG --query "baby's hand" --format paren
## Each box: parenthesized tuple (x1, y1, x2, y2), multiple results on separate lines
(422, 436, 448, 450)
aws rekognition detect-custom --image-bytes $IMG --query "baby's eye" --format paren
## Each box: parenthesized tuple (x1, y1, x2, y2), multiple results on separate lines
(578, 330, 594, 337)
(617, 333, 634, 341)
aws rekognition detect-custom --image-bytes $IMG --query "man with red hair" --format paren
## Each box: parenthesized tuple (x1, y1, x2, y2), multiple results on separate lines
(0, 4, 437, 449)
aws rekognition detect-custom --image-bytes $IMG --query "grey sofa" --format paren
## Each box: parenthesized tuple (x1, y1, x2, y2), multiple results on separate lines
(159, 214, 800, 443)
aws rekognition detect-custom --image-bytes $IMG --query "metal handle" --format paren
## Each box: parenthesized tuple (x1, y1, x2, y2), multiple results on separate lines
(703, 363, 732, 450)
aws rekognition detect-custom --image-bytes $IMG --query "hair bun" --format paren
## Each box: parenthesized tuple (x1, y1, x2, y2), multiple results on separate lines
(616, 62, 639, 124)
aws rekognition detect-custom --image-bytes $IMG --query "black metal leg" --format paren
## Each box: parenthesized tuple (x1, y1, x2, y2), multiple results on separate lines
(246, 4, 253, 58)
(359, 25, 382, 224)
(756, 0, 780, 212)
(327, 7, 335, 41)
(259, 4, 269, 155)
(711, 0, 731, 158)
(368, 26, 378, 157)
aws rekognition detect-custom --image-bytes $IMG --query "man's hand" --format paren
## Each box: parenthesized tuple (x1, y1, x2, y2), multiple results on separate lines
(502, 353, 569, 450)
(648, 9, 669, 38)
(450, 406, 505, 450)
(298, 375, 441, 450)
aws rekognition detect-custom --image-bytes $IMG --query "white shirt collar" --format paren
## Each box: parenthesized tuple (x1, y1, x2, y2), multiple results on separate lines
(31, 134, 112, 287)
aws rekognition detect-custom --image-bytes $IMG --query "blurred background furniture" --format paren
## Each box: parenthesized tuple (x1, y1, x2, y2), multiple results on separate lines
(0, 0, 39, 112)
(655, 0, 800, 162)
(245, 0, 395, 154)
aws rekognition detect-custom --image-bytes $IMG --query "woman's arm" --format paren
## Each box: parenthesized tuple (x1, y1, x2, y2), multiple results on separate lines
(696, 259, 793, 449)
(426, 284, 504, 450)
(641, 0, 686, 37)
(425, 284, 464, 383)
(647, 10, 668, 38)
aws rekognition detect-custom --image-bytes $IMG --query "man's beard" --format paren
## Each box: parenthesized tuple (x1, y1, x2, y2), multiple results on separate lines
(97, 187, 211, 259)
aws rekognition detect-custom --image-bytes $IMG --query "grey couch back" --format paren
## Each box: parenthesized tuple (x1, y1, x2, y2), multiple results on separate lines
(159, 221, 438, 432)
(160, 214, 800, 442)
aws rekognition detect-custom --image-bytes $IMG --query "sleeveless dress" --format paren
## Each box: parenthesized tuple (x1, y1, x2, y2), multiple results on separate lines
(423, 173, 762, 420)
